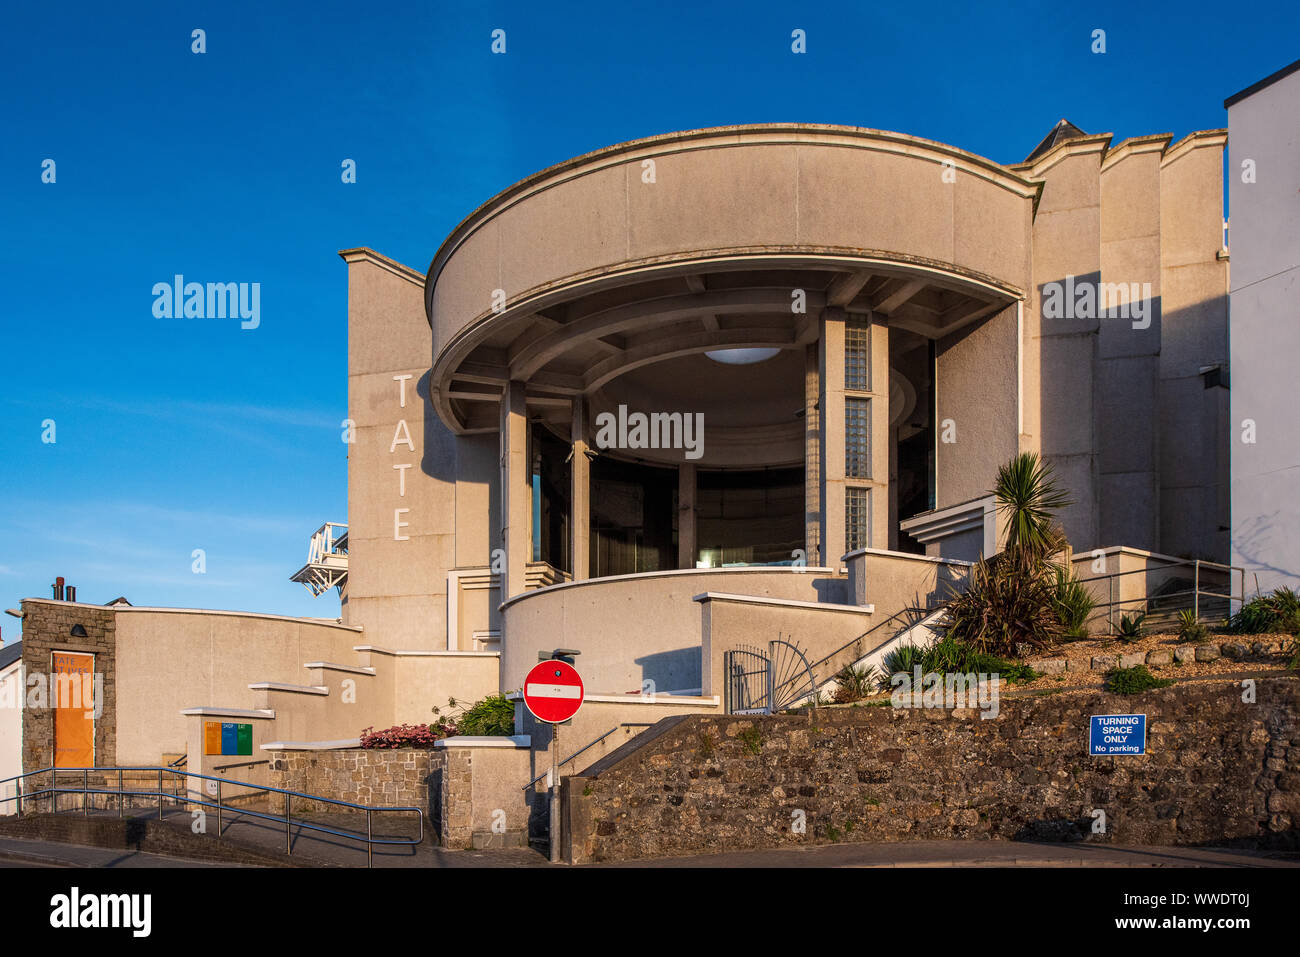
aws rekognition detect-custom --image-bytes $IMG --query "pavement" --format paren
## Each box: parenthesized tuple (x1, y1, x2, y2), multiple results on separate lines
(0, 836, 243, 868)
(3, 805, 1296, 868)
(594, 840, 1300, 868)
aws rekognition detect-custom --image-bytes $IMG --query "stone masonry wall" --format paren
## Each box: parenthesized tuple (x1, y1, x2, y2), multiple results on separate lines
(20, 600, 118, 773)
(267, 749, 433, 824)
(429, 747, 472, 848)
(564, 678, 1300, 863)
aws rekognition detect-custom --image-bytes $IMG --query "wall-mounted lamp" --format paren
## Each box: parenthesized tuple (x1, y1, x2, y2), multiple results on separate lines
(70, 624, 88, 638)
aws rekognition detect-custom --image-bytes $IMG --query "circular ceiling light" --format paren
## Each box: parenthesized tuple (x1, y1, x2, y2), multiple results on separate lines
(704, 348, 781, 365)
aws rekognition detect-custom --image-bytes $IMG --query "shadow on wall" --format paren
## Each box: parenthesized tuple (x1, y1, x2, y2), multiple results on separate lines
(419, 369, 457, 483)
(1034, 275, 1228, 561)
(1234, 510, 1300, 587)
(633, 648, 701, 695)
(811, 576, 849, 604)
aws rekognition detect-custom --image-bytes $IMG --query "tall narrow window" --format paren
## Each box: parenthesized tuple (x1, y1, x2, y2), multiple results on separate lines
(846, 487, 871, 552)
(845, 397, 871, 478)
(844, 315, 870, 390)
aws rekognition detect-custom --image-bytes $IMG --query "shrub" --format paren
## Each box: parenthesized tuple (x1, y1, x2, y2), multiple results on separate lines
(453, 693, 517, 736)
(1105, 665, 1173, 695)
(940, 453, 1080, 659)
(1227, 587, 1300, 635)
(832, 662, 878, 704)
(878, 643, 927, 690)
(919, 636, 1037, 685)
(1117, 613, 1145, 641)
(430, 694, 517, 737)
(1177, 608, 1209, 643)
(1052, 566, 1094, 639)
(945, 556, 1064, 657)
(359, 723, 440, 749)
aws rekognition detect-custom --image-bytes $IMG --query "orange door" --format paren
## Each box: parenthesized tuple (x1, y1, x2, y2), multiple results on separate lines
(52, 651, 95, 768)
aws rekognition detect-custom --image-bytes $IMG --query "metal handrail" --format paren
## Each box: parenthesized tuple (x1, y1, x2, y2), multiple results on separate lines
(522, 723, 653, 790)
(803, 603, 947, 693)
(1072, 556, 1246, 634)
(0, 766, 423, 868)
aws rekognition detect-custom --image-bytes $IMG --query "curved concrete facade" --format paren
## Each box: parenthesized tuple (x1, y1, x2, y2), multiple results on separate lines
(426, 125, 1037, 432)
(499, 566, 849, 694)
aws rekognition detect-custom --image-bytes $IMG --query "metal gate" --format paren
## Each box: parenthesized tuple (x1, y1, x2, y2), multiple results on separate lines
(722, 637, 817, 714)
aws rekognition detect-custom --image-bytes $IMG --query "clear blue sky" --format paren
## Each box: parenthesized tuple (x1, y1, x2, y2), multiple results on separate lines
(2, 0, 1295, 636)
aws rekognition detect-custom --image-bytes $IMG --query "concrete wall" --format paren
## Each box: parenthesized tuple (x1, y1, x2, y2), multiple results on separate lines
(698, 595, 873, 701)
(428, 126, 1039, 385)
(344, 249, 500, 650)
(113, 607, 363, 763)
(1015, 131, 1228, 559)
(499, 567, 848, 694)
(431, 739, 533, 848)
(844, 548, 971, 622)
(1228, 69, 1300, 591)
(935, 303, 1022, 509)
(1157, 134, 1230, 562)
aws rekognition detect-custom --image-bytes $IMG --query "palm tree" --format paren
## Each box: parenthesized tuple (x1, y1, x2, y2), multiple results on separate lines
(992, 452, 1072, 559)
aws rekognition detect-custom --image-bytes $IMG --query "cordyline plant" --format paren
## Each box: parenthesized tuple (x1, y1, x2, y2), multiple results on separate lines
(944, 452, 1087, 658)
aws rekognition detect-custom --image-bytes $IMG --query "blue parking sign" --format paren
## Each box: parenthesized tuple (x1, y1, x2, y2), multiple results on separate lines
(1090, 714, 1146, 755)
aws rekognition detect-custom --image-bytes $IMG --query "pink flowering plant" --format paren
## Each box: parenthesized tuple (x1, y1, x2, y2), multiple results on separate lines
(358, 722, 444, 749)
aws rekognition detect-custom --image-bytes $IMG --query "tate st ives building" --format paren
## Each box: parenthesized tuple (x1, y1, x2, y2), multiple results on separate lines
(11, 95, 1296, 844)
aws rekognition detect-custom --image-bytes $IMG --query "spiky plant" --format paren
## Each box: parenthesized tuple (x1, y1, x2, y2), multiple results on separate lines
(1052, 566, 1095, 639)
(944, 556, 1065, 657)
(1117, 613, 1146, 642)
(993, 452, 1073, 561)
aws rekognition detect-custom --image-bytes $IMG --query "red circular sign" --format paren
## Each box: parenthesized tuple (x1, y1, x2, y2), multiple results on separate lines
(523, 659, 585, 724)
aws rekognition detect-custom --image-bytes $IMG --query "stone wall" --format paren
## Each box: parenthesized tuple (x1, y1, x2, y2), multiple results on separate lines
(428, 743, 532, 850)
(563, 678, 1300, 863)
(20, 600, 117, 773)
(267, 749, 433, 823)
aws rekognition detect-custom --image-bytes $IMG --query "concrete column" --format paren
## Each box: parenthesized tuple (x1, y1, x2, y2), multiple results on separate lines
(499, 380, 530, 599)
(820, 308, 846, 566)
(678, 462, 697, 569)
(869, 317, 891, 549)
(570, 398, 590, 581)
(804, 343, 822, 566)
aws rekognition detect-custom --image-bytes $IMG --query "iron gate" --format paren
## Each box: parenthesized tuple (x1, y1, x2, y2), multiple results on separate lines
(722, 637, 817, 714)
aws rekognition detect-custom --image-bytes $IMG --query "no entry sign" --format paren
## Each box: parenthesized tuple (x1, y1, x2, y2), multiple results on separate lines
(523, 659, 585, 724)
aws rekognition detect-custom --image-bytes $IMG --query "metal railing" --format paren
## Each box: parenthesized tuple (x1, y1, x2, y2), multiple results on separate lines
(523, 723, 653, 791)
(796, 603, 947, 704)
(1080, 556, 1245, 635)
(0, 766, 423, 868)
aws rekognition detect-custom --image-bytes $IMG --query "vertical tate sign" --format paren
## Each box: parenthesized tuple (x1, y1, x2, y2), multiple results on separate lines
(1089, 714, 1147, 756)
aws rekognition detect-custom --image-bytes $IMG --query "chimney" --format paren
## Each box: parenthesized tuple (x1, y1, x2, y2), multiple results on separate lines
(66, 585, 77, 602)
(52, 577, 65, 601)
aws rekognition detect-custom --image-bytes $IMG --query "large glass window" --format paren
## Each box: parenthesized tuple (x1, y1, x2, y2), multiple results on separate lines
(589, 457, 676, 577)
(844, 315, 870, 390)
(845, 397, 871, 478)
(696, 467, 804, 567)
(846, 486, 871, 553)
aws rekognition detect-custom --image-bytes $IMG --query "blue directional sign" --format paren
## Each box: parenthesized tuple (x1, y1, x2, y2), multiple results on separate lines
(1089, 714, 1146, 756)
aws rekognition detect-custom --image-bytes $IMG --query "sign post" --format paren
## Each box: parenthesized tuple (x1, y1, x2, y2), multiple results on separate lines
(523, 655, 584, 864)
